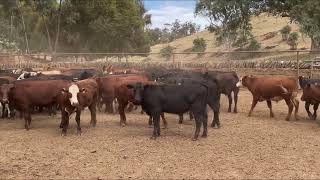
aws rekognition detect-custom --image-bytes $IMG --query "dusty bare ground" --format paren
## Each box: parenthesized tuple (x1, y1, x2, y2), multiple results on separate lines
(1, 89, 320, 179)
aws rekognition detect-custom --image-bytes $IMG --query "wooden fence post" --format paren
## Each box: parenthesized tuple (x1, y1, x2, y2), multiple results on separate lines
(311, 58, 314, 78)
(296, 51, 300, 77)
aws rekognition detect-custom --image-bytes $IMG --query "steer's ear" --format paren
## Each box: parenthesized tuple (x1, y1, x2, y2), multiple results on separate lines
(126, 84, 134, 89)
(61, 88, 68, 94)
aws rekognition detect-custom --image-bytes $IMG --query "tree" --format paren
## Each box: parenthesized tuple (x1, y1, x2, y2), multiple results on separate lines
(195, 0, 262, 49)
(263, 0, 320, 50)
(280, 25, 291, 41)
(192, 37, 207, 56)
(287, 32, 299, 50)
(160, 45, 175, 61)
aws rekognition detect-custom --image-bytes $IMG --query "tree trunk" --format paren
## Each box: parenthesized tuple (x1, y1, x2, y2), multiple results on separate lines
(16, 0, 29, 53)
(42, 14, 53, 53)
(54, 0, 62, 53)
(311, 37, 320, 51)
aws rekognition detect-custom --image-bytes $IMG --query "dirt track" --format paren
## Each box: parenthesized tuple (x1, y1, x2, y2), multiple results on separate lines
(1, 89, 320, 179)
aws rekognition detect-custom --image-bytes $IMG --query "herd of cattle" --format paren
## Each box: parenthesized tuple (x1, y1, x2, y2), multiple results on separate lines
(0, 65, 319, 140)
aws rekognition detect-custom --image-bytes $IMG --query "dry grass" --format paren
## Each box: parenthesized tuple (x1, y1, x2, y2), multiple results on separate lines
(149, 14, 311, 63)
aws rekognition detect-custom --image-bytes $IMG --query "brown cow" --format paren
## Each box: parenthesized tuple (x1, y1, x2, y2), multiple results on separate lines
(237, 76, 299, 121)
(58, 79, 98, 135)
(115, 82, 167, 128)
(301, 83, 320, 120)
(2, 80, 71, 130)
(96, 74, 148, 113)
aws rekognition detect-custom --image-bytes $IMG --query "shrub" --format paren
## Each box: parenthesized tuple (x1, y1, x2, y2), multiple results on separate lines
(287, 32, 299, 50)
(160, 45, 175, 61)
(280, 25, 292, 41)
(247, 39, 261, 50)
(192, 37, 207, 56)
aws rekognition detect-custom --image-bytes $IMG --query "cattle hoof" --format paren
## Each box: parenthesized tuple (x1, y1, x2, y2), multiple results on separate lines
(233, 111, 238, 113)
(201, 134, 207, 138)
(61, 132, 67, 136)
(178, 121, 182, 124)
(150, 136, 157, 140)
(162, 126, 168, 129)
(285, 118, 290, 121)
(77, 131, 82, 136)
(120, 123, 126, 127)
(192, 137, 198, 141)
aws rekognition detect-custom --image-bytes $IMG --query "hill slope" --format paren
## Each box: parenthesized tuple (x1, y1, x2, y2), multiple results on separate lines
(149, 14, 311, 62)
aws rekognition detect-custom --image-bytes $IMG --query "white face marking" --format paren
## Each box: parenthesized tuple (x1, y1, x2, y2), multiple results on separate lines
(109, 72, 113, 75)
(17, 73, 24, 80)
(69, 84, 80, 106)
(236, 80, 242, 87)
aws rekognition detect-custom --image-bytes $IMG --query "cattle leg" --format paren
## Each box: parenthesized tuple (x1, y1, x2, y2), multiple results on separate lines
(313, 103, 319, 120)
(201, 112, 208, 138)
(208, 100, 220, 128)
(233, 88, 239, 113)
(227, 94, 232, 113)
(75, 110, 82, 135)
(192, 113, 202, 141)
(248, 98, 258, 117)
(292, 97, 299, 120)
(118, 100, 128, 127)
(284, 98, 294, 121)
(89, 103, 97, 127)
(178, 114, 183, 124)
(61, 110, 69, 136)
(267, 100, 274, 118)
(23, 112, 31, 130)
(151, 114, 161, 139)
(305, 102, 313, 119)
(189, 112, 194, 120)
(161, 113, 167, 129)
(148, 116, 153, 128)
(1, 102, 5, 118)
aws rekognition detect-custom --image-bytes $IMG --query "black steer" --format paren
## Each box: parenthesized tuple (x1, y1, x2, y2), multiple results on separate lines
(160, 77, 221, 128)
(127, 82, 209, 141)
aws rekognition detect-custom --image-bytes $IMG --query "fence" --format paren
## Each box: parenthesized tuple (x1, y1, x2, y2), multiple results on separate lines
(1, 50, 320, 77)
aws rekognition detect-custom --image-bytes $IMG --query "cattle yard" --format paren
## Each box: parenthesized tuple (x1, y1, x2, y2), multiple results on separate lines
(1, 89, 320, 179)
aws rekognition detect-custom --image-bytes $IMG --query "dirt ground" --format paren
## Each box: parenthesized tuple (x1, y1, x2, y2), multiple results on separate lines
(1, 89, 320, 179)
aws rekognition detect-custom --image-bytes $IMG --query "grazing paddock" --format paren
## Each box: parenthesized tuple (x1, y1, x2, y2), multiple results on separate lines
(1, 89, 320, 179)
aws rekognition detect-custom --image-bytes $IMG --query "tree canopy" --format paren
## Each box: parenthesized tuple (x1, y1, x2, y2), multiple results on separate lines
(0, 0, 151, 53)
(195, 0, 320, 50)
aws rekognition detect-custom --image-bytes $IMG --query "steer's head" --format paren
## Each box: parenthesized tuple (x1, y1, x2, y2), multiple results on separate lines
(126, 82, 144, 105)
(236, 76, 252, 87)
(0, 84, 14, 104)
(62, 84, 86, 107)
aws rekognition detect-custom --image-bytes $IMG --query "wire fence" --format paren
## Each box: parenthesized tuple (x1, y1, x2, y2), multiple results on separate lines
(1, 50, 320, 77)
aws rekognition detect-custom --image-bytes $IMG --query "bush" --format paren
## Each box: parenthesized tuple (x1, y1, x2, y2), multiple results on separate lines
(247, 39, 261, 50)
(287, 32, 299, 50)
(160, 45, 175, 61)
(280, 25, 292, 41)
(192, 37, 207, 56)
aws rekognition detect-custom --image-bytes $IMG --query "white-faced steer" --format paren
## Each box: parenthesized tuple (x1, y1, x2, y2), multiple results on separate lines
(127, 82, 210, 141)
(58, 79, 98, 135)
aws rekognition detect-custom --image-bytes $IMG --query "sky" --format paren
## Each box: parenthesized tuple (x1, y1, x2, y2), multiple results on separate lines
(144, 0, 210, 30)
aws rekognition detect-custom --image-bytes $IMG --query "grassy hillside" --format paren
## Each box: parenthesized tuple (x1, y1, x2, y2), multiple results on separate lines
(149, 14, 311, 62)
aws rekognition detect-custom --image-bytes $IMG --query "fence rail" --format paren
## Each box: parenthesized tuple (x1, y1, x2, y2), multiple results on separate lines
(1, 50, 320, 77)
